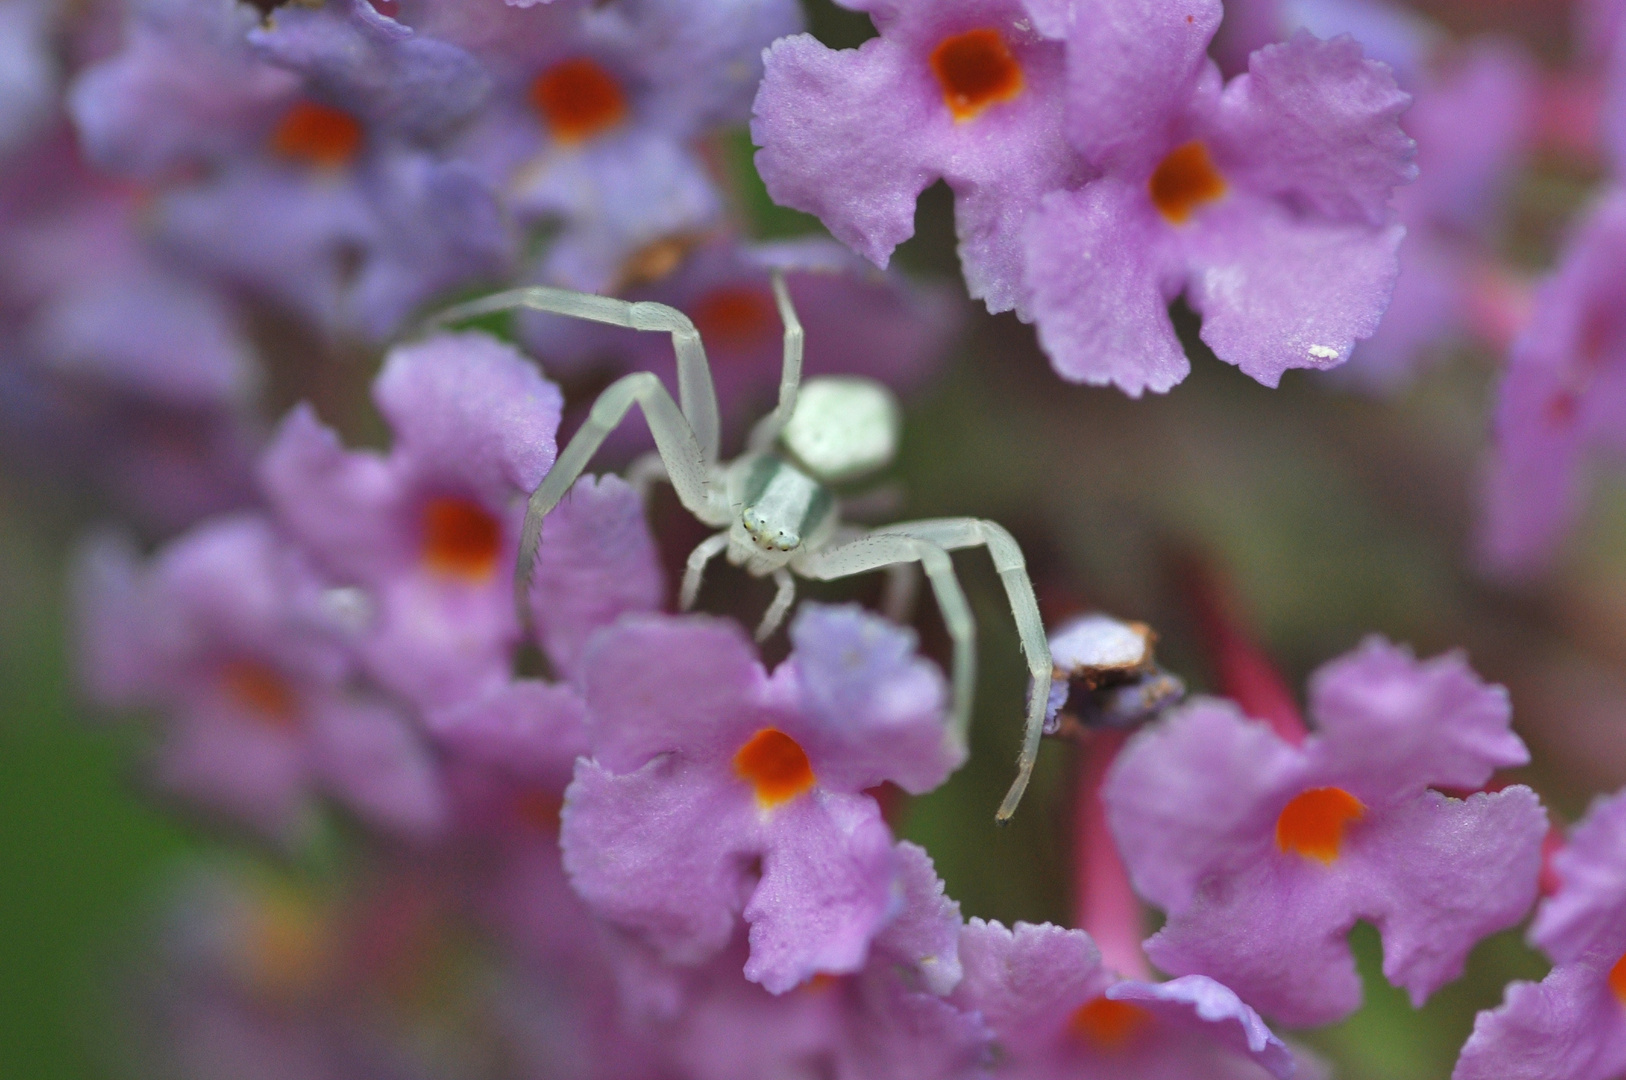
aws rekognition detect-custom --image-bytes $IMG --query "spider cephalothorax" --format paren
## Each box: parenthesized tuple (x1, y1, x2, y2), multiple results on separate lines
(425, 276, 1051, 819)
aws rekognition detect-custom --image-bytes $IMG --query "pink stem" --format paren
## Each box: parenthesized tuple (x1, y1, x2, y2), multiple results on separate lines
(1073, 730, 1151, 980)
(1182, 558, 1307, 746)
(1465, 260, 1532, 355)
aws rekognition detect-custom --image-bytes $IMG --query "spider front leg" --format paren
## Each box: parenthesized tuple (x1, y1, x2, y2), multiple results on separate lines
(747, 271, 805, 453)
(794, 533, 976, 752)
(866, 519, 1051, 822)
(515, 370, 726, 617)
(756, 569, 797, 642)
(422, 286, 733, 619)
(425, 285, 721, 462)
(680, 531, 729, 611)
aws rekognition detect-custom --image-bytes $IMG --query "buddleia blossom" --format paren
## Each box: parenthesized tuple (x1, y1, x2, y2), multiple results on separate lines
(1025, 0, 1415, 394)
(950, 919, 1297, 1079)
(560, 603, 963, 993)
(1482, 192, 1626, 576)
(1454, 788, 1626, 1080)
(1204, 0, 1534, 390)
(73, 515, 447, 841)
(756, 0, 1414, 394)
(1212, 0, 1438, 82)
(404, 0, 802, 293)
(1106, 637, 1546, 1027)
(430, 473, 663, 961)
(524, 472, 668, 683)
(654, 844, 989, 1080)
(0, 0, 61, 158)
(0, 131, 259, 528)
(1344, 39, 1531, 390)
(71, 0, 508, 339)
(260, 331, 561, 709)
(752, 0, 1076, 317)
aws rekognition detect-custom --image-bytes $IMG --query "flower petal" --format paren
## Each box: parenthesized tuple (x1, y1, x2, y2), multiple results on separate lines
(527, 474, 665, 683)
(1454, 956, 1626, 1080)
(1107, 975, 1294, 1080)
(373, 331, 561, 501)
(1105, 697, 1305, 912)
(1022, 180, 1189, 395)
(744, 792, 897, 992)
(1212, 31, 1415, 228)
(561, 755, 755, 966)
(782, 603, 960, 796)
(1305, 636, 1526, 805)
(1183, 194, 1404, 386)
(1062, 0, 1223, 174)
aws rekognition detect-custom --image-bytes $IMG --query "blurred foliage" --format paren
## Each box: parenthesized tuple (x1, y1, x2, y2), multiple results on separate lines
(0, 476, 194, 1079)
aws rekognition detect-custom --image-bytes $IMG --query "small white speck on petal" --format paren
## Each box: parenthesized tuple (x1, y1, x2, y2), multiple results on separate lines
(1308, 345, 1341, 361)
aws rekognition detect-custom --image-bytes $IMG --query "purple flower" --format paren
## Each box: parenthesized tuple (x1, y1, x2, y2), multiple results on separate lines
(429, 472, 665, 956)
(72, 0, 489, 177)
(0, 131, 256, 410)
(69, 0, 299, 181)
(752, 0, 1076, 317)
(1338, 39, 1533, 390)
(519, 236, 958, 450)
(73, 516, 447, 841)
(1455, 788, 1626, 1080)
(1024, 2, 1415, 394)
(658, 843, 988, 1080)
(71, 0, 508, 338)
(1213, 0, 1438, 84)
(0, 0, 60, 158)
(1105, 636, 1546, 1027)
(404, 0, 801, 292)
(560, 603, 961, 993)
(1585, 0, 1626, 170)
(525, 472, 667, 683)
(427, 676, 597, 965)
(950, 919, 1295, 1079)
(0, 133, 261, 528)
(1481, 191, 1626, 576)
(260, 331, 561, 709)
(1222, 1, 1533, 390)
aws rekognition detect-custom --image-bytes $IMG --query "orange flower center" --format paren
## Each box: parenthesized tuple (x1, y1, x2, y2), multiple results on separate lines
(733, 728, 816, 808)
(1276, 786, 1366, 863)
(531, 57, 628, 143)
(1068, 996, 1151, 1048)
(221, 659, 299, 728)
(930, 29, 1023, 122)
(421, 496, 502, 581)
(1148, 141, 1227, 224)
(238, 889, 331, 997)
(269, 100, 364, 168)
(692, 286, 777, 349)
(1606, 953, 1626, 1005)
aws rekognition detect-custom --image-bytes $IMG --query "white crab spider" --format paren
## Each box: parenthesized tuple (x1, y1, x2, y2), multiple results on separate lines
(424, 276, 1052, 820)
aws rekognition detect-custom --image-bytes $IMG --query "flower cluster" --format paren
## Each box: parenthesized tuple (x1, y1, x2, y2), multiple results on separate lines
(7, 0, 1625, 1077)
(2, 0, 950, 535)
(753, 0, 1418, 394)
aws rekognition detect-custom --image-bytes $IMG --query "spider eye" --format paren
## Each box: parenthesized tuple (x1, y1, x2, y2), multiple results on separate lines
(743, 506, 800, 551)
